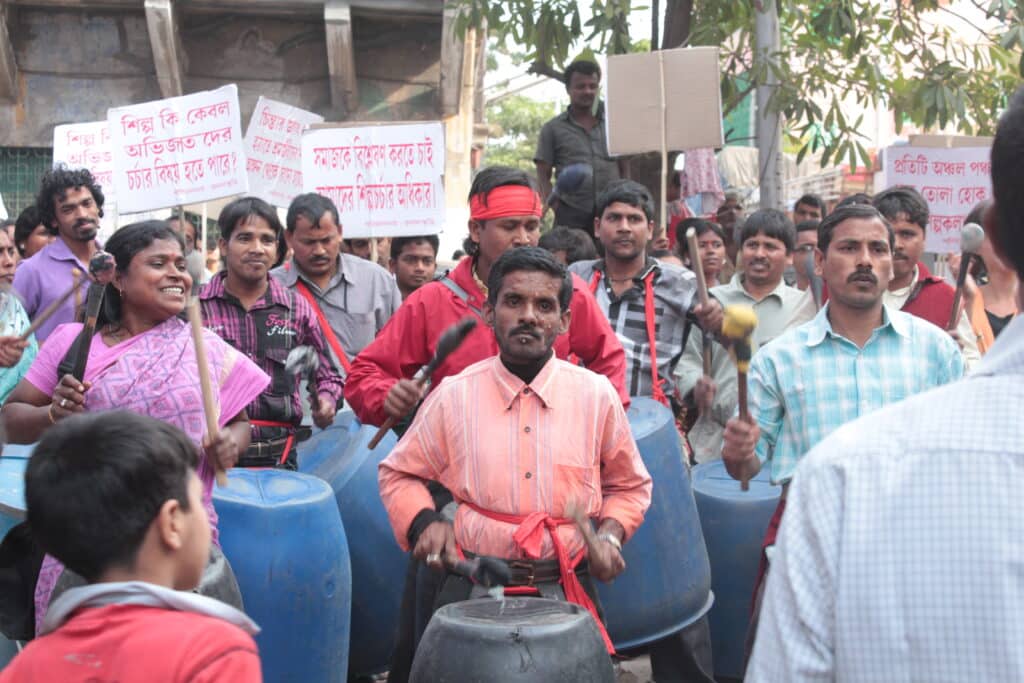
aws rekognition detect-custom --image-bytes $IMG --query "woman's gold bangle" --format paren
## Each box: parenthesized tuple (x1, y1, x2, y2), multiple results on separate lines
(47, 403, 57, 424)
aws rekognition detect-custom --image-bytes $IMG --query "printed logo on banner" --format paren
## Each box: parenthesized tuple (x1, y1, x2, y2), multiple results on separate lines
(301, 122, 445, 239)
(244, 97, 324, 209)
(108, 84, 248, 214)
(881, 146, 991, 253)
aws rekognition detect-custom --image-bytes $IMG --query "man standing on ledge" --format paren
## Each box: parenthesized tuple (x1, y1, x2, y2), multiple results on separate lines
(379, 246, 652, 660)
(535, 60, 629, 231)
(272, 193, 400, 373)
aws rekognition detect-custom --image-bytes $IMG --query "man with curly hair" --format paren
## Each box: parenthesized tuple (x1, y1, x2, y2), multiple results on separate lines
(13, 166, 103, 341)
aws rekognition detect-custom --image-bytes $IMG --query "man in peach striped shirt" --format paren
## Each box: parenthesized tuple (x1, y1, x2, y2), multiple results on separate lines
(379, 247, 652, 655)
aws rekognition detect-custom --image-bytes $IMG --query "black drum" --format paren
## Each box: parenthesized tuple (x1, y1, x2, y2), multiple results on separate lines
(409, 597, 615, 682)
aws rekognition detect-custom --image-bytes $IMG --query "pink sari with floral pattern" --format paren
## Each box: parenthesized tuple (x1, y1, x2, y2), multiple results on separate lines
(24, 317, 269, 633)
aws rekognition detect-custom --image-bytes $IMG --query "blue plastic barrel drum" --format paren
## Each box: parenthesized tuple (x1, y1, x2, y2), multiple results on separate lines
(0, 399, 780, 681)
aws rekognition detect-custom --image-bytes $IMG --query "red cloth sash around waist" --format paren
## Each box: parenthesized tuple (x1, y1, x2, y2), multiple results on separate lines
(462, 502, 615, 654)
(249, 419, 296, 465)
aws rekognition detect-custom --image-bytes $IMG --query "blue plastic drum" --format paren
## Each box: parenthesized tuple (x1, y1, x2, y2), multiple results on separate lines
(0, 444, 33, 541)
(297, 419, 406, 677)
(597, 397, 714, 649)
(214, 469, 352, 683)
(692, 460, 782, 679)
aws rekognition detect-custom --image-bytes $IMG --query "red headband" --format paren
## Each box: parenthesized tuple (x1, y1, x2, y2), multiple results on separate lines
(470, 186, 543, 221)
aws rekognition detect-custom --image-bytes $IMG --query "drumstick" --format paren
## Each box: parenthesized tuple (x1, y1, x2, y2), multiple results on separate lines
(685, 227, 714, 376)
(368, 317, 478, 449)
(19, 272, 85, 340)
(186, 298, 227, 487)
(565, 498, 602, 555)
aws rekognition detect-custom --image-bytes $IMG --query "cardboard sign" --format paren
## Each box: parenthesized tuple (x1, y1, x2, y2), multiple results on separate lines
(108, 84, 248, 213)
(244, 97, 324, 208)
(605, 47, 723, 155)
(53, 121, 117, 202)
(880, 146, 992, 253)
(301, 122, 445, 238)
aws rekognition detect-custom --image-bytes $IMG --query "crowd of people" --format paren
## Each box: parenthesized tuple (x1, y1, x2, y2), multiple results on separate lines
(0, 62, 1021, 683)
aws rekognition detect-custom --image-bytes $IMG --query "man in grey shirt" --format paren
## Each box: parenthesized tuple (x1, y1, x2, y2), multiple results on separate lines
(272, 193, 401, 369)
(535, 60, 629, 231)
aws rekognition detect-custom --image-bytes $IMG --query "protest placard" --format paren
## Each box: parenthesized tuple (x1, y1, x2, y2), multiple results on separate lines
(53, 121, 116, 202)
(108, 84, 247, 214)
(880, 146, 991, 252)
(244, 97, 324, 208)
(301, 122, 445, 238)
(605, 47, 723, 156)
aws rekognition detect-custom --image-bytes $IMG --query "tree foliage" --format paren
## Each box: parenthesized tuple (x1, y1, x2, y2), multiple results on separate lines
(452, 0, 1024, 168)
(482, 94, 560, 171)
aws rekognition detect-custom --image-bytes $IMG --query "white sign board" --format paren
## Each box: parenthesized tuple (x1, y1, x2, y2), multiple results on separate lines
(53, 121, 117, 203)
(606, 47, 723, 155)
(301, 122, 445, 238)
(881, 146, 991, 253)
(244, 97, 324, 208)
(108, 84, 248, 213)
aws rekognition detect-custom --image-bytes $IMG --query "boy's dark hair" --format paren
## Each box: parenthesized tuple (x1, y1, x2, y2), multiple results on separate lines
(564, 60, 601, 87)
(818, 204, 895, 254)
(991, 86, 1024, 278)
(675, 218, 726, 258)
(36, 165, 105, 235)
(390, 235, 439, 260)
(538, 226, 598, 265)
(25, 411, 199, 582)
(795, 193, 826, 215)
(596, 179, 655, 222)
(286, 193, 339, 233)
(486, 246, 573, 312)
(795, 219, 821, 234)
(873, 186, 929, 233)
(218, 196, 283, 242)
(739, 209, 796, 253)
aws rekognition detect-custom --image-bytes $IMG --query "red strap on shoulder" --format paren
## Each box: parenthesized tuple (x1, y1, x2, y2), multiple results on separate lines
(294, 280, 351, 373)
(641, 271, 669, 407)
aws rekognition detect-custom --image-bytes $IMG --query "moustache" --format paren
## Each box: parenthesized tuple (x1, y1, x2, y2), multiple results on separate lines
(509, 326, 540, 339)
(75, 219, 97, 229)
(847, 270, 877, 284)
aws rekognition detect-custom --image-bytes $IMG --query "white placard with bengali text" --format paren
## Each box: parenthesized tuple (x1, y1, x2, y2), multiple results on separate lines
(53, 121, 117, 203)
(881, 146, 991, 253)
(244, 97, 324, 208)
(301, 122, 445, 238)
(108, 84, 248, 214)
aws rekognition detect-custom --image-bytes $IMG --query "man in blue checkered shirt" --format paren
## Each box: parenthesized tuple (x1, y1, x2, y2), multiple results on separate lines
(720, 203, 963, 655)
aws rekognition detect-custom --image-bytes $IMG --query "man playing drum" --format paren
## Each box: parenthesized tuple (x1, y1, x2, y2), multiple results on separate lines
(378, 247, 652, 661)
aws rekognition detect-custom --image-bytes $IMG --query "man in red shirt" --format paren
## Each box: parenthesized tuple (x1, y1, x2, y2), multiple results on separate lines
(1, 411, 261, 682)
(345, 165, 630, 427)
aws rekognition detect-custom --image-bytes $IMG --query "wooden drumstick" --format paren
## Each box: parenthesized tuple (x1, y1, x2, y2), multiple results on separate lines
(722, 305, 758, 492)
(187, 298, 227, 487)
(565, 498, 602, 554)
(686, 228, 713, 375)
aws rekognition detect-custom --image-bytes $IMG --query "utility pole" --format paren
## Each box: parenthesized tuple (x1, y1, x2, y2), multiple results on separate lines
(755, 0, 784, 210)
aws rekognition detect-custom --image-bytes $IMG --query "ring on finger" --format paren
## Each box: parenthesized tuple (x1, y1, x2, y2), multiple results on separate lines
(59, 398, 68, 409)
(426, 553, 441, 564)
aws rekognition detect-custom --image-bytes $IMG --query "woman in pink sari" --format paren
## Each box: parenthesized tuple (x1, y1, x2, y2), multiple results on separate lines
(3, 220, 270, 633)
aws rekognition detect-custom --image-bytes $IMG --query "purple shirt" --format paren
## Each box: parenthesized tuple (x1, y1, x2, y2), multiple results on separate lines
(12, 238, 92, 342)
(199, 272, 345, 442)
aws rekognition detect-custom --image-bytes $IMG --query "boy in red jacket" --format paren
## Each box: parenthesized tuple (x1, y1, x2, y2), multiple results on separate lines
(1, 411, 261, 682)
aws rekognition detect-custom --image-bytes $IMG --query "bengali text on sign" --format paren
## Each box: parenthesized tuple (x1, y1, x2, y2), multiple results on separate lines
(108, 84, 248, 213)
(244, 97, 324, 208)
(301, 122, 445, 238)
(881, 146, 992, 252)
